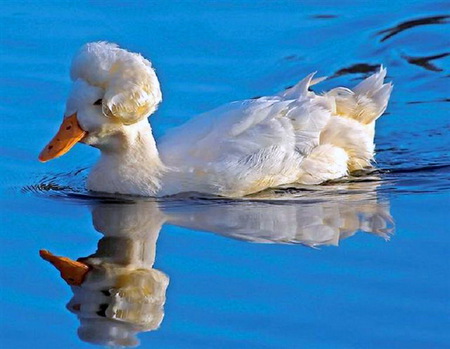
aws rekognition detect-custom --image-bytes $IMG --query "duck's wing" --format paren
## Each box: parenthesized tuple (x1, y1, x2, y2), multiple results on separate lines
(159, 74, 332, 196)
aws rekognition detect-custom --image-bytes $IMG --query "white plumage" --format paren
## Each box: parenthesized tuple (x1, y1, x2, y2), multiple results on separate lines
(41, 42, 393, 197)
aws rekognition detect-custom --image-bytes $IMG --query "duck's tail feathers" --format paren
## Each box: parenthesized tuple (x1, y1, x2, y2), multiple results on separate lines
(278, 72, 328, 100)
(328, 66, 393, 125)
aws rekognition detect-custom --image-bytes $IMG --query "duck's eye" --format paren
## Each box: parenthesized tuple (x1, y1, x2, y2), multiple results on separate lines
(93, 99, 103, 106)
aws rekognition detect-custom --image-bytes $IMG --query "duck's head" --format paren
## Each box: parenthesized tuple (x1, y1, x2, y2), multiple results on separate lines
(39, 41, 162, 162)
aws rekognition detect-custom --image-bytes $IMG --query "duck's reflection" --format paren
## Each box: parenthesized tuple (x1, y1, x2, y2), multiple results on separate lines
(41, 202, 169, 347)
(165, 181, 394, 245)
(40, 184, 394, 347)
(166, 198, 393, 245)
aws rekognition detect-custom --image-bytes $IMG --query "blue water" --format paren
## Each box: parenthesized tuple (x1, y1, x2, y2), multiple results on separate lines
(1, 1, 449, 348)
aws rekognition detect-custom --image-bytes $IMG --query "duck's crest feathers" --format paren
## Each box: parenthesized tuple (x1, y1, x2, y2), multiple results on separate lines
(71, 41, 162, 124)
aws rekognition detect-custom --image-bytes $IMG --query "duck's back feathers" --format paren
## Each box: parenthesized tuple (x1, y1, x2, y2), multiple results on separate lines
(159, 68, 392, 196)
(159, 76, 333, 196)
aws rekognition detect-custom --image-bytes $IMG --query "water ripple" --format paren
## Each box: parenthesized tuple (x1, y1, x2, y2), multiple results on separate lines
(402, 52, 450, 72)
(377, 15, 450, 42)
(23, 163, 450, 202)
(331, 63, 381, 79)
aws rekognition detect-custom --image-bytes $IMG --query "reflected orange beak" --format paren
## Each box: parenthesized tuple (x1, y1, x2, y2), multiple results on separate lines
(40, 249, 90, 286)
(38, 113, 86, 162)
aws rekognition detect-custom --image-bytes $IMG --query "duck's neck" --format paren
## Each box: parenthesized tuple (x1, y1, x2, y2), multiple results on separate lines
(86, 121, 166, 196)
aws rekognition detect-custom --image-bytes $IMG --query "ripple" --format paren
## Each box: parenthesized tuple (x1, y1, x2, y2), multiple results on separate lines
(377, 15, 450, 42)
(23, 161, 450, 203)
(310, 14, 338, 19)
(402, 52, 450, 72)
(330, 63, 381, 79)
(386, 164, 450, 174)
(406, 98, 450, 104)
(22, 168, 89, 198)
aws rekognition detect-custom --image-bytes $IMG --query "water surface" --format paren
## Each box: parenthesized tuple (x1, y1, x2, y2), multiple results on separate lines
(1, 1, 449, 348)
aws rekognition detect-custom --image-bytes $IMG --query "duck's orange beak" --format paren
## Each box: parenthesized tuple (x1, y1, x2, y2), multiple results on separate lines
(39, 249, 90, 286)
(38, 113, 86, 162)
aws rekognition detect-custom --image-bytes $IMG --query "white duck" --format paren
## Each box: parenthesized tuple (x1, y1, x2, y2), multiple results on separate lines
(39, 42, 392, 197)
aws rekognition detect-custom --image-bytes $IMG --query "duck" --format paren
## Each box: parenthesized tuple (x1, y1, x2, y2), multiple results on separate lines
(39, 41, 392, 197)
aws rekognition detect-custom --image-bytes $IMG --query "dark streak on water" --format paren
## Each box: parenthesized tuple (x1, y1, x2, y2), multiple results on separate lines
(406, 98, 450, 104)
(330, 63, 381, 79)
(311, 14, 338, 19)
(377, 15, 450, 41)
(402, 52, 450, 72)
